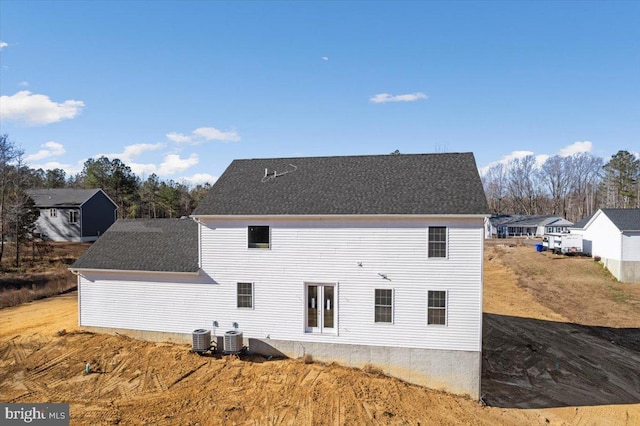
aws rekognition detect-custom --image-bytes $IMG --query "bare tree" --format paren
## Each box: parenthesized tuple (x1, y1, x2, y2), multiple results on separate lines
(0, 135, 23, 265)
(482, 163, 508, 214)
(540, 155, 571, 216)
(507, 155, 539, 215)
(567, 153, 604, 221)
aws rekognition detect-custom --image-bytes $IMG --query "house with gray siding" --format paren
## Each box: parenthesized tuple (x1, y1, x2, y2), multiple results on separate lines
(27, 188, 117, 242)
(71, 152, 489, 399)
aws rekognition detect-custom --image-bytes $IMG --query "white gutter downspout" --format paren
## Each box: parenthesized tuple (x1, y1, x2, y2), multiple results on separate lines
(70, 269, 81, 326)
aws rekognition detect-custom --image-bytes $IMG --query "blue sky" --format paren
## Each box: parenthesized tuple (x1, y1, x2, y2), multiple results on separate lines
(1, 1, 638, 185)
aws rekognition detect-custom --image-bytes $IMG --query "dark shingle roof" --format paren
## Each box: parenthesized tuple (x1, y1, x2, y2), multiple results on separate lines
(193, 153, 489, 216)
(571, 213, 594, 229)
(27, 188, 110, 208)
(489, 215, 572, 227)
(601, 209, 640, 231)
(71, 219, 199, 273)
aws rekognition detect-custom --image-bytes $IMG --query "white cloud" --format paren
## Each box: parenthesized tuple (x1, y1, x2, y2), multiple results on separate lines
(18, 81, 29, 87)
(129, 162, 160, 177)
(166, 132, 192, 143)
(0, 41, 7, 50)
(322, 56, 329, 61)
(178, 173, 218, 186)
(100, 143, 165, 162)
(193, 127, 240, 142)
(558, 141, 592, 157)
(158, 153, 199, 175)
(125, 152, 201, 178)
(166, 126, 240, 144)
(0, 91, 85, 125)
(28, 160, 84, 176)
(25, 141, 66, 162)
(369, 92, 429, 103)
(479, 150, 535, 175)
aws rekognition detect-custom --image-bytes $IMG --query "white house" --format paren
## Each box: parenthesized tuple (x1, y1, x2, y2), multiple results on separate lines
(485, 214, 573, 238)
(570, 208, 640, 283)
(71, 153, 489, 399)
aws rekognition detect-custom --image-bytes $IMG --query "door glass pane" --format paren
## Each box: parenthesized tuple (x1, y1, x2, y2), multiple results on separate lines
(307, 285, 318, 328)
(323, 286, 334, 329)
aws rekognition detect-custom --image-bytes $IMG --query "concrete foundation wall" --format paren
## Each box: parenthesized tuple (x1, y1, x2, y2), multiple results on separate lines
(81, 326, 481, 399)
(620, 260, 640, 283)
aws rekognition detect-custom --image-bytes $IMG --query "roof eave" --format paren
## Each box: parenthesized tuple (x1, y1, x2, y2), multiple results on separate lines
(69, 267, 201, 275)
(191, 213, 489, 221)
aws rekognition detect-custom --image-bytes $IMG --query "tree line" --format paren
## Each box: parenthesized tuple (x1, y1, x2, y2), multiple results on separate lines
(481, 150, 640, 222)
(0, 134, 212, 267)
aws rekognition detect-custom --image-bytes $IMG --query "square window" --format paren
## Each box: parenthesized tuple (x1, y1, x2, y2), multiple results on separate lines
(428, 227, 447, 258)
(375, 289, 393, 323)
(237, 282, 253, 308)
(248, 226, 270, 249)
(427, 290, 447, 325)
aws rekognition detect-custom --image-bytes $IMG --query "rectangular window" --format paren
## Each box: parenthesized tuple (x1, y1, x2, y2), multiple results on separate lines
(248, 226, 270, 249)
(237, 282, 253, 308)
(69, 211, 78, 223)
(50, 209, 57, 218)
(374, 289, 393, 323)
(427, 290, 447, 325)
(428, 226, 447, 258)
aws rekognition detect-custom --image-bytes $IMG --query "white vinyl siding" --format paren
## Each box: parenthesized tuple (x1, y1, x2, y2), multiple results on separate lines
(79, 217, 483, 352)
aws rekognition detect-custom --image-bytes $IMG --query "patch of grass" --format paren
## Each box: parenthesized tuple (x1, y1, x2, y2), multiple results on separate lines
(607, 285, 630, 305)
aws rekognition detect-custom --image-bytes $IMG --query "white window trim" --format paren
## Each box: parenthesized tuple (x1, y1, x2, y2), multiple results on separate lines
(427, 289, 448, 326)
(236, 282, 254, 310)
(427, 226, 449, 260)
(303, 282, 339, 336)
(69, 210, 79, 224)
(50, 208, 57, 218)
(374, 288, 394, 324)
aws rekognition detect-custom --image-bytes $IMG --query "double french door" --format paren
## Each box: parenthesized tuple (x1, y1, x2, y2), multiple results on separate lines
(306, 284, 336, 334)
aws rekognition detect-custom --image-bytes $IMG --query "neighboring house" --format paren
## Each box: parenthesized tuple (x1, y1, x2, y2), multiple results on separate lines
(71, 153, 489, 399)
(27, 188, 117, 242)
(485, 214, 573, 238)
(569, 208, 640, 283)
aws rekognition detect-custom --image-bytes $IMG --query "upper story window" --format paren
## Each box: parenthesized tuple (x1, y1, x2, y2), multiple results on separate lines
(428, 226, 447, 258)
(50, 209, 57, 218)
(69, 211, 79, 223)
(427, 290, 447, 325)
(374, 289, 393, 323)
(248, 226, 270, 249)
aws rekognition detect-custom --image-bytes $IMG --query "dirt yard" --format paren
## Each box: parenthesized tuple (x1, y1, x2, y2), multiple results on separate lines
(0, 239, 638, 425)
(0, 242, 89, 308)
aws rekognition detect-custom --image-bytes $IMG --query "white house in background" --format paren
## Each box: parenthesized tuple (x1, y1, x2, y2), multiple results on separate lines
(569, 208, 640, 283)
(71, 153, 489, 399)
(485, 214, 573, 238)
